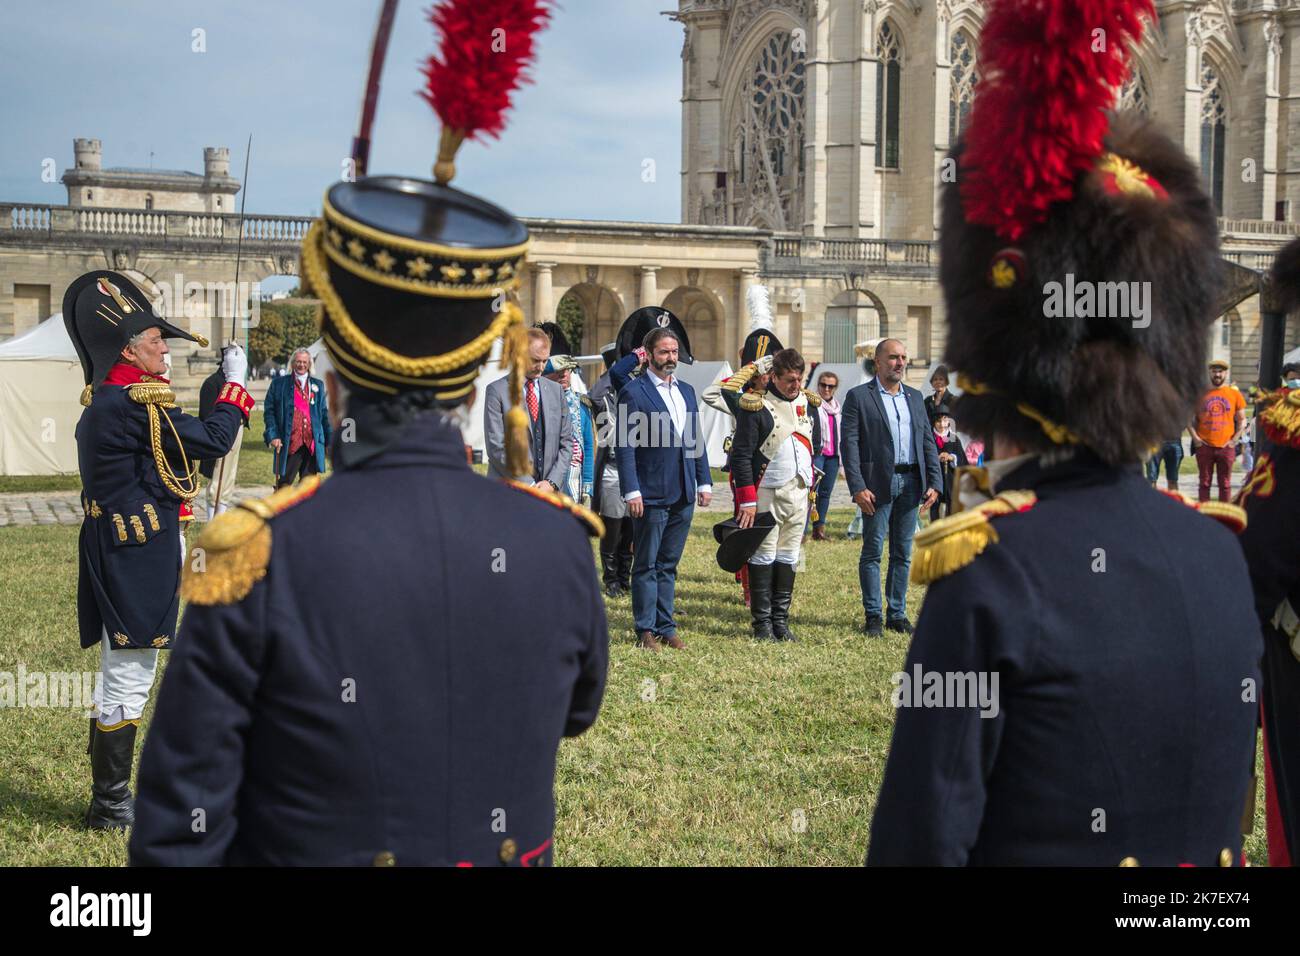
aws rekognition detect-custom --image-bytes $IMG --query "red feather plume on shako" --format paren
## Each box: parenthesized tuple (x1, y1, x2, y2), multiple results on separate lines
(421, 0, 552, 185)
(959, 0, 1156, 241)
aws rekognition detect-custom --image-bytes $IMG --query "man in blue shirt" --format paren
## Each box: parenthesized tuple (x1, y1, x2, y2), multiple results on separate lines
(840, 339, 942, 635)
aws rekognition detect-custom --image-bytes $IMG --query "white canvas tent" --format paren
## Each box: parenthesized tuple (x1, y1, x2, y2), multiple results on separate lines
(0, 313, 84, 475)
(672, 360, 734, 470)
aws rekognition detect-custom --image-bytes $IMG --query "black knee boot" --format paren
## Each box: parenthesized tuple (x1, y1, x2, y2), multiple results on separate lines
(771, 561, 798, 642)
(748, 562, 775, 641)
(86, 721, 138, 830)
(616, 517, 634, 590)
(599, 525, 621, 596)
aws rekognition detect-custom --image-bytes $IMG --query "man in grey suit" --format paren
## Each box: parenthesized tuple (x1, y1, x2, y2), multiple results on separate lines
(484, 327, 573, 491)
(841, 338, 942, 637)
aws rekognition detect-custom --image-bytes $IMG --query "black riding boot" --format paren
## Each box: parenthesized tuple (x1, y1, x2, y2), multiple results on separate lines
(771, 561, 798, 642)
(615, 517, 634, 590)
(599, 523, 621, 595)
(748, 562, 775, 641)
(86, 721, 138, 830)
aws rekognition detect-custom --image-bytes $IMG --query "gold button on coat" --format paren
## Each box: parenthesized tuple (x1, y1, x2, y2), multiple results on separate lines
(499, 838, 518, 863)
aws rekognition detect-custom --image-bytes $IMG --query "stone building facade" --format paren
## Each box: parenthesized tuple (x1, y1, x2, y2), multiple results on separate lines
(62, 138, 240, 214)
(674, 0, 1300, 375)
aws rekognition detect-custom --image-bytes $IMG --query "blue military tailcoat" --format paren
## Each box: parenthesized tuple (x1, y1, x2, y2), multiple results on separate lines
(867, 450, 1262, 866)
(129, 411, 608, 866)
(75, 374, 248, 651)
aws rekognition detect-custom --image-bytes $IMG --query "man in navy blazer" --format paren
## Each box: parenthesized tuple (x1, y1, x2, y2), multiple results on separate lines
(841, 339, 942, 635)
(612, 328, 712, 651)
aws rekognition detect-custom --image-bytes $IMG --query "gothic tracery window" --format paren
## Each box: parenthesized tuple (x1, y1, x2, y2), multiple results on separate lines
(876, 21, 902, 170)
(1119, 67, 1150, 115)
(1200, 62, 1227, 212)
(731, 31, 806, 229)
(949, 29, 978, 145)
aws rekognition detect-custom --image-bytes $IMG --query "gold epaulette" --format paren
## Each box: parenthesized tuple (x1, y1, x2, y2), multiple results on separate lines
(506, 480, 605, 538)
(1261, 388, 1300, 450)
(1159, 488, 1248, 533)
(909, 490, 1037, 586)
(802, 388, 822, 407)
(181, 475, 325, 606)
(127, 381, 177, 406)
(720, 363, 757, 392)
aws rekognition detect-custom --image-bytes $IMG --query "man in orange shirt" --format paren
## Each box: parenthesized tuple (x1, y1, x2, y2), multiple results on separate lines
(1189, 359, 1246, 502)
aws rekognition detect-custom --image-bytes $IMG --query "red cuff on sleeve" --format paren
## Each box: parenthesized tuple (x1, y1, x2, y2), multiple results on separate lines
(735, 484, 758, 506)
(216, 382, 255, 420)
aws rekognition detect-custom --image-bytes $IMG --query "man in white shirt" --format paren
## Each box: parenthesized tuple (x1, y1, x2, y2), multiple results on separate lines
(611, 328, 713, 651)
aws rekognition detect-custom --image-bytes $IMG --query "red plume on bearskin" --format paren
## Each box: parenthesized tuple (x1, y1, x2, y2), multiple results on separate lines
(959, 0, 1155, 242)
(421, 0, 552, 143)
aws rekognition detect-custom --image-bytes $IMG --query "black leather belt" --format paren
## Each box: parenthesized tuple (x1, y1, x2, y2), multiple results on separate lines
(894, 463, 919, 475)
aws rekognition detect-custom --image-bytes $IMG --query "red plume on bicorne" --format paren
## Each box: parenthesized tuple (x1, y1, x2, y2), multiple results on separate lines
(959, 0, 1155, 242)
(421, 0, 553, 185)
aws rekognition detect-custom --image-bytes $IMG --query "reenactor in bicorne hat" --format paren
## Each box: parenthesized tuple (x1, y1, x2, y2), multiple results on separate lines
(1238, 237, 1300, 867)
(867, 0, 1261, 865)
(62, 271, 253, 829)
(702, 283, 784, 609)
(129, 0, 608, 866)
(722, 347, 820, 641)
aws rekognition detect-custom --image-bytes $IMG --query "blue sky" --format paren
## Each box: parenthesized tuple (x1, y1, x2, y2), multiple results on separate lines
(0, 0, 684, 225)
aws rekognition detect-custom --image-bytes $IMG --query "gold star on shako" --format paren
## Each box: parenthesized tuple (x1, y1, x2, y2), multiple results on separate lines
(346, 238, 367, 260)
(472, 265, 494, 283)
(373, 249, 396, 273)
(441, 263, 466, 282)
(327, 228, 344, 248)
(496, 261, 515, 280)
(407, 257, 433, 278)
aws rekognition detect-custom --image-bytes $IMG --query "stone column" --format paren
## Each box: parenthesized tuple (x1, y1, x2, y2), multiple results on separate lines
(639, 265, 660, 309)
(531, 262, 556, 326)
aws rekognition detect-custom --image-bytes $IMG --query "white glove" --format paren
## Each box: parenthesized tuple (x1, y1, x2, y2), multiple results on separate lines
(754, 354, 775, 375)
(221, 343, 248, 386)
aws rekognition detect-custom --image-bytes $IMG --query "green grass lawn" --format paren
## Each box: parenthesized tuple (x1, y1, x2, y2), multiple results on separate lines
(0, 508, 1271, 866)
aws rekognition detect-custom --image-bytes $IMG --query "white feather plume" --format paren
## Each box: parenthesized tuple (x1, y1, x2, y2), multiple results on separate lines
(746, 284, 774, 334)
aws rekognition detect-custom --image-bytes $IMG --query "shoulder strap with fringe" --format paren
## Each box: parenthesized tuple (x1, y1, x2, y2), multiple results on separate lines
(910, 490, 1038, 586)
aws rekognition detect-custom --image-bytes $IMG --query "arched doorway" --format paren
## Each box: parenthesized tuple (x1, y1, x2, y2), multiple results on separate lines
(554, 282, 625, 355)
(661, 286, 724, 361)
(824, 289, 885, 362)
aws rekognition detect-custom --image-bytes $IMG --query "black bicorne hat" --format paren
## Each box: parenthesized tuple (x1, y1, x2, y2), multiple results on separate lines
(741, 328, 782, 367)
(616, 307, 694, 364)
(713, 513, 777, 573)
(62, 270, 208, 404)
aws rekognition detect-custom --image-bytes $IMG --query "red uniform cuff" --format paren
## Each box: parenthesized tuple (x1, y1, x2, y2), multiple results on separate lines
(216, 382, 255, 421)
(735, 484, 757, 506)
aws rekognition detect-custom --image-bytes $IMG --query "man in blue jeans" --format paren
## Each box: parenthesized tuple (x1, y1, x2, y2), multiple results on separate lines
(840, 339, 942, 636)
(612, 325, 712, 651)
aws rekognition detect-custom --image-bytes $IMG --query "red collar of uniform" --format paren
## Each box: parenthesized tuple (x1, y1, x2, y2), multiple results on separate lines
(102, 362, 170, 387)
